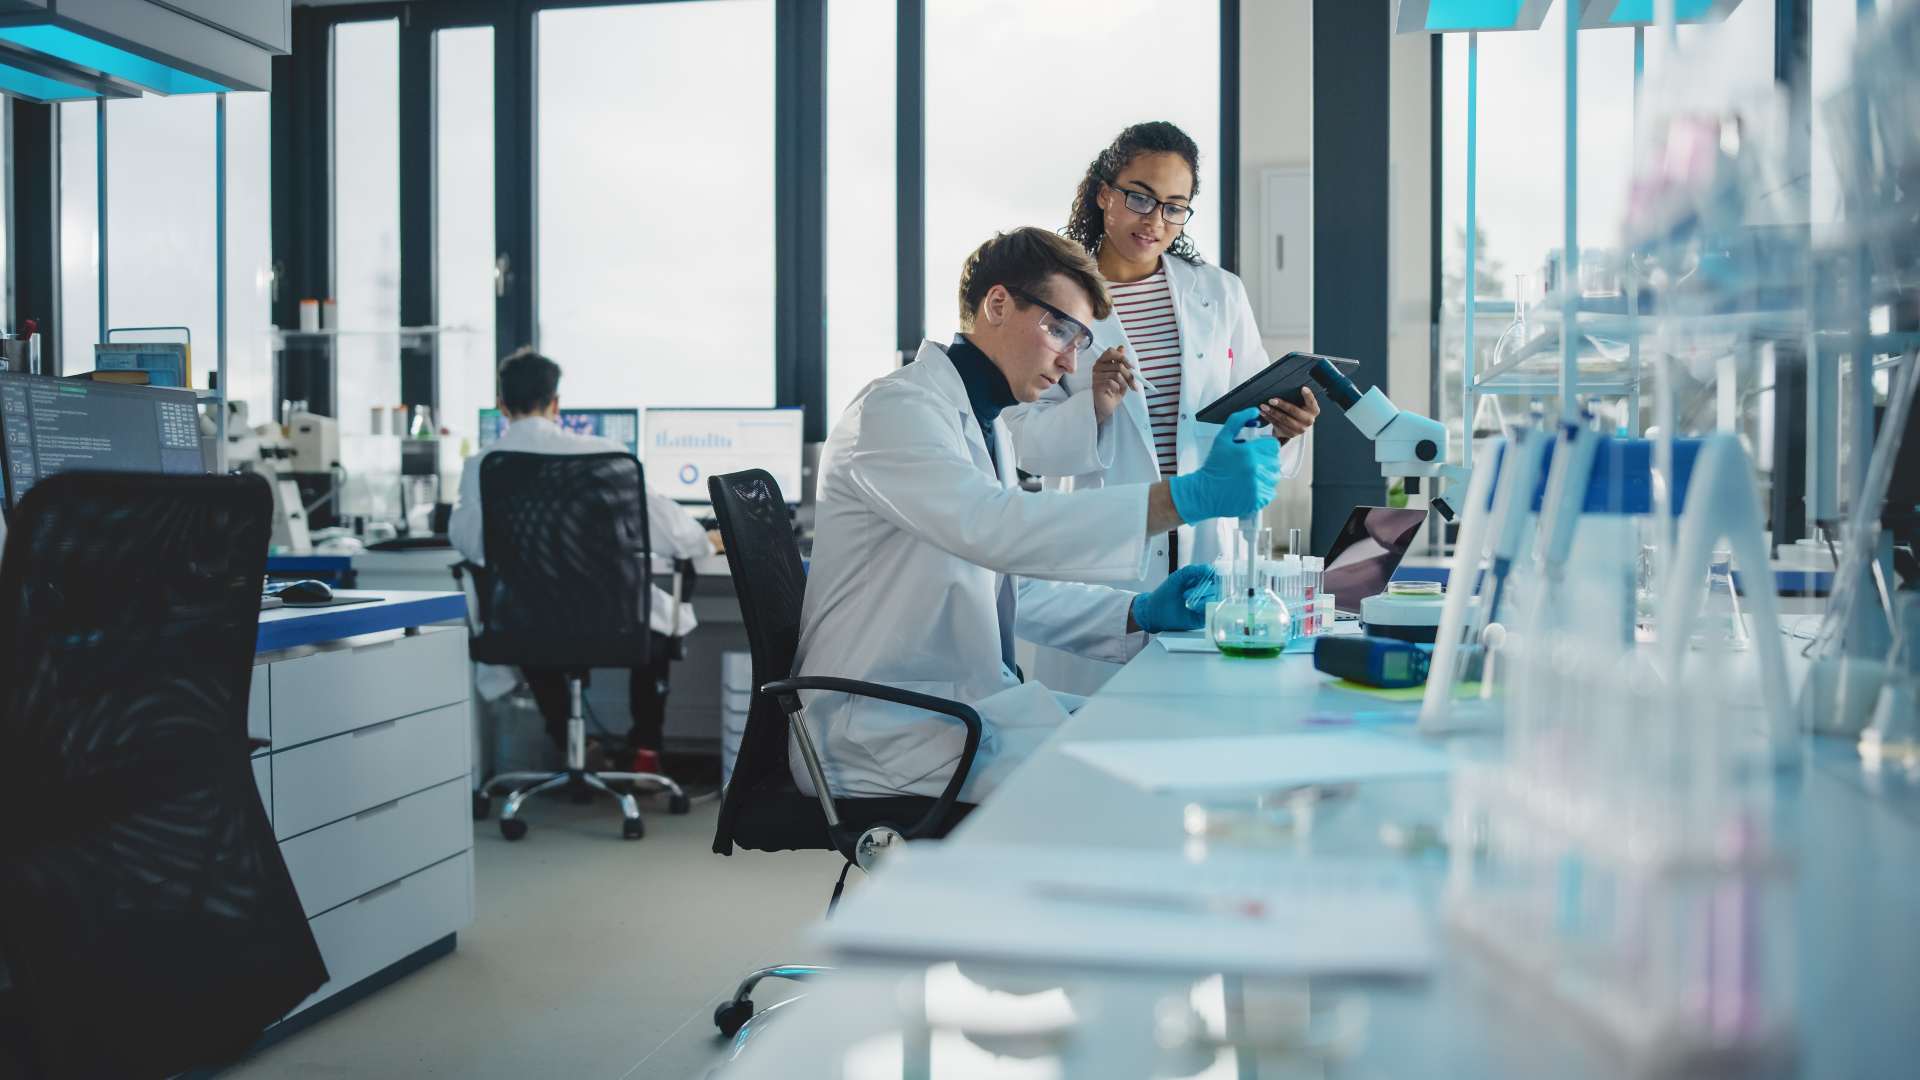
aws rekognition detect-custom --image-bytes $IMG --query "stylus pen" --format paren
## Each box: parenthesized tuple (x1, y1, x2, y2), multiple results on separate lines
(1131, 362, 1156, 397)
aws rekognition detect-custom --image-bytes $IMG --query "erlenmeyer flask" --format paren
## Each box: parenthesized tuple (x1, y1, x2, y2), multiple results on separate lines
(1691, 548, 1749, 651)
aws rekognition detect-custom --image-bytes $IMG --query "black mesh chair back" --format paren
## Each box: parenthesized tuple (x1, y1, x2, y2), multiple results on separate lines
(707, 470, 807, 849)
(471, 450, 652, 670)
(0, 472, 326, 1078)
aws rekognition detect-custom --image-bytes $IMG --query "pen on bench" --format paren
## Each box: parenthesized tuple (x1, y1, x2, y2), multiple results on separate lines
(1030, 880, 1268, 920)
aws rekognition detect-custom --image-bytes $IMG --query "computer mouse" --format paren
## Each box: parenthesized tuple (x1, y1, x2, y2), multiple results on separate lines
(276, 579, 334, 604)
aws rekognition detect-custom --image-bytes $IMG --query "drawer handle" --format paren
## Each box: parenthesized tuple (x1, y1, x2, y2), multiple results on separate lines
(356, 878, 408, 905)
(352, 720, 400, 739)
(355, 799, 401, 821)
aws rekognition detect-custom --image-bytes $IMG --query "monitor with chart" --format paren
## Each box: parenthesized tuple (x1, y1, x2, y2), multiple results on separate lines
(0, 372, 207, 512)
(643, 408, 804, 506)
(477, 408, 640, 455)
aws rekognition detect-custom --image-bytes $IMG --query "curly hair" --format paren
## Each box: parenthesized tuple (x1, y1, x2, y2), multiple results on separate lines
(1063, 121, 1205, 267)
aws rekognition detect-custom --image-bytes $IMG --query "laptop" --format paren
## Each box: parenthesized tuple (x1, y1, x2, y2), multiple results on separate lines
(1320, 507, 1429, 615)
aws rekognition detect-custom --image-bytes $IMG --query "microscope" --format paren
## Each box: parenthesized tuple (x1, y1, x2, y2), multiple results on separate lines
(1304, 355, 1470, 521)
(1299, 354, 1474, 649)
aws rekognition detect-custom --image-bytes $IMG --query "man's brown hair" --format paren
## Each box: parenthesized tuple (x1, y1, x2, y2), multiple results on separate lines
(956, 226, 1112, 330)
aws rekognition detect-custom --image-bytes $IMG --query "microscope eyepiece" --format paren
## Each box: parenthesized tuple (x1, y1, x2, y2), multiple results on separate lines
(1307, 356, 1364, 411)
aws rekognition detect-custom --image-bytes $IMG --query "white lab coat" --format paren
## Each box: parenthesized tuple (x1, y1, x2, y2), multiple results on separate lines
(792, 340, 1152, 802)
(449, 415, 713, 699)
(1001, 255, 1305, 694)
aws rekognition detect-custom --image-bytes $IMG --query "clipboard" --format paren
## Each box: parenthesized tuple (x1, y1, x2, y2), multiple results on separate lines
(1195, 352, 1358, 424)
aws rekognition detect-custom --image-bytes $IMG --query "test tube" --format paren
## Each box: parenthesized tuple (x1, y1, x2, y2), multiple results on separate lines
(1302, 556, 1322, 636)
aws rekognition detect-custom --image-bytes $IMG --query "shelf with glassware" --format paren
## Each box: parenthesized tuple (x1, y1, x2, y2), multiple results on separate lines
(260, 326, 479, 540)
(1451, 297, 1808, 447)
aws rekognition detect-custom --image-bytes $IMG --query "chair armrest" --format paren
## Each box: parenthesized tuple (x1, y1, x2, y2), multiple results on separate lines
(762, 675, 982, 843)
(449, 560, 490, 630)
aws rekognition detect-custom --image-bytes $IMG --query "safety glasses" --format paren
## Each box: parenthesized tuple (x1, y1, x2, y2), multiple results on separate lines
(1008, 286, 1096, 359)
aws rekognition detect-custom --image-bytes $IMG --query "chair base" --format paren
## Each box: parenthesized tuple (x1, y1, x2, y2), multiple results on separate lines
(478, 677, 689, 839)
(713, 965, 832, 1037)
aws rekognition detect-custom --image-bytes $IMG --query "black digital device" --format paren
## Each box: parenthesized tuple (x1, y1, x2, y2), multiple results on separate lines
(0, 371, 207, 513)
(1194, 352, 1360, 424)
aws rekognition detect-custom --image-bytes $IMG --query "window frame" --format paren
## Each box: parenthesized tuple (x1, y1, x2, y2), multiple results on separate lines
(260, 0, 1240, 443)
(1426, 7, 1808, 538)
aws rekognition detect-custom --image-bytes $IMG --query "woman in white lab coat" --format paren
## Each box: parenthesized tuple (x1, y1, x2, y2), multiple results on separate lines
(1003, 121, 1321, 694)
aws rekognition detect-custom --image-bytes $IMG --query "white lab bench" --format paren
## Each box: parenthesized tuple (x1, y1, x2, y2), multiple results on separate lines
(248, 591, 474, 1029)
(710, 632, 1920, 1078)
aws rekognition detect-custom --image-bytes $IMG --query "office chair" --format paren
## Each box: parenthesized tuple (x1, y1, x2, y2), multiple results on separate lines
(706, 469, 982, 1038)
(461, 450, 689, 841)
(0, 472, 327, 1078)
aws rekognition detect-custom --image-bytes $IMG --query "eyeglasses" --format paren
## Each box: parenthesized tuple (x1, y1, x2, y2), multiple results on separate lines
(1007, 286, 1096, 358)
(1110, 184, 1196, 226)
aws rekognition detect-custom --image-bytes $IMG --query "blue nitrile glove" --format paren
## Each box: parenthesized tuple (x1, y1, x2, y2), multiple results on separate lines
(1131, 563, 1220, 633)
(1167, 408, 1282, 522)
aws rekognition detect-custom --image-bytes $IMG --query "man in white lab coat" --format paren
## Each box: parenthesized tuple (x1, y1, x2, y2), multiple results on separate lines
(450, 348, 717, 758)
(794, 228, 1284, 803)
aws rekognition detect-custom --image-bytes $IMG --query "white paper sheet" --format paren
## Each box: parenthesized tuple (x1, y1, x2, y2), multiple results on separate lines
(815, 843, 1433, 977)
(1060, 730, 1452, 795)
(1156, 633, 1222, 653)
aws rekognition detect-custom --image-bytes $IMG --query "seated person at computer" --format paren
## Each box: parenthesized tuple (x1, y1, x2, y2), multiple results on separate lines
(450, 347, 717, 763)
(792, 227, 1281, 802)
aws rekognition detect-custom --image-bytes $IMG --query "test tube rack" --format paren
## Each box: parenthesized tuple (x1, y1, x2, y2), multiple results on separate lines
(1444, 629, 1797, 1074)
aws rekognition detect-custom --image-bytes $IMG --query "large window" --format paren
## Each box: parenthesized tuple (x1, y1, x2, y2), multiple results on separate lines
(332, 19, 402, 483)
(921, 0, 1220, 342)
(104, 95, 219, 379)
(825, 0, 897, 426)
(1437, 4, 1776, 443)
(226, 92, 276, 429)
(536, 0, 775, 411)
(56, 93, 267, 407)
(435, 25, 497, 464)
(57, 102, 98, 375)
(274, 0, 1230, 450)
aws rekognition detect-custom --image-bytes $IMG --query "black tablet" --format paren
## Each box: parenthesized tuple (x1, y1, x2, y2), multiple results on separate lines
(1195, 352, 1359, 424)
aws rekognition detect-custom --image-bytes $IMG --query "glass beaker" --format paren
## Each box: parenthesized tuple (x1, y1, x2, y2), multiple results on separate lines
(1212, 528, 1291, 658)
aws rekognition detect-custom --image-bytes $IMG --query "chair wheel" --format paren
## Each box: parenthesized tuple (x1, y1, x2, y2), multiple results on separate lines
(472, 791, 492, 820)
(669, 792, 691, 815)
(714, 999, 752, 1037)
(621, 817, 645, 840)
(500, 817, 528, 841)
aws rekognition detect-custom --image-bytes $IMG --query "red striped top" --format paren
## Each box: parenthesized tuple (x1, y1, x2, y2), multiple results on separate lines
(1109, 269, 1182, 476)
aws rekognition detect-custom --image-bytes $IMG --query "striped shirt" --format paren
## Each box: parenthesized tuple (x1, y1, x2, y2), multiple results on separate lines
(1109, 269, 1182, 476)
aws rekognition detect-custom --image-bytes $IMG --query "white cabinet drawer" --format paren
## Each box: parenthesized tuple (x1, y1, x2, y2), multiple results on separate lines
(269, 628, 467, 749)
(273, 703, 469, 840)
(280, 778, 471, 918)
(249, 664, 269, 745)
(294, 851, 473, 1014)
(253, 755, 272, 827)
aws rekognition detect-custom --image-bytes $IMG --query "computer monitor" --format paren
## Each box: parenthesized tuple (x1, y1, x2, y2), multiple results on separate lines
(643, 408, 804, 506)
(0, 372, 207, 512)
(1321, 506, 1429, 614)
(476, 407, 640, 455)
